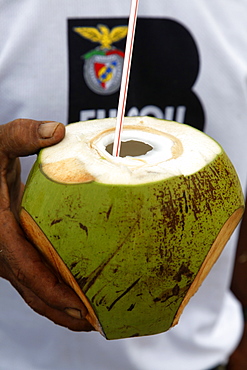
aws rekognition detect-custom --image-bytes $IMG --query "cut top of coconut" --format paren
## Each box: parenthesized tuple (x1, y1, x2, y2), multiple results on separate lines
(41, 116, 222, 185)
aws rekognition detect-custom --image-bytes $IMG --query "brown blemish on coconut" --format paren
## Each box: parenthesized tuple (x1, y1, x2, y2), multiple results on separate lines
(51, 218, 63, 226)
(42, 158, 95, 184)
(172, 206, 244, 327)
(19, 208, 104, 336)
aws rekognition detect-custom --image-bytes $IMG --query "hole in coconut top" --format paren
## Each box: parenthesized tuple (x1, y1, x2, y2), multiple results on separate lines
(106, 140, 153, 157)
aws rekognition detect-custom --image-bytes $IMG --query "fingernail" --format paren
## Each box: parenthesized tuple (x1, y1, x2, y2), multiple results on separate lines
(65, 308, 83, 320)
(39, 122, 60, 139)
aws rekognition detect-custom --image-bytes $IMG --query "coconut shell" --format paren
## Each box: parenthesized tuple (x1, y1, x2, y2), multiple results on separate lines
(20, 118, 244, 339)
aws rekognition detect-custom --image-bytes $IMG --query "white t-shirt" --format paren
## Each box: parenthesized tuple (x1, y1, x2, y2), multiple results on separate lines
(0, 1, 247, 369)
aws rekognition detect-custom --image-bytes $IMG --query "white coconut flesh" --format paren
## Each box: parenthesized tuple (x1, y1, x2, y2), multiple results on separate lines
(41, 116, 222, 185)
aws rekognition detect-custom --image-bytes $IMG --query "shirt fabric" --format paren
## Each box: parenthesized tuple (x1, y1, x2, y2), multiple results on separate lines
(0, 1, 247, 369)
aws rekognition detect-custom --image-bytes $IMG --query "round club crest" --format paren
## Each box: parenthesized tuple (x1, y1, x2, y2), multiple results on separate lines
(74, 24, 128, 96)
(84, 49, 124, 95)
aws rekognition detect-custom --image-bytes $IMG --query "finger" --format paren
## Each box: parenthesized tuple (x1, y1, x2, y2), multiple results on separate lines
(0, 210, 89, 321)
(0, 119, 65, 158)
(6, 273, 93, 331)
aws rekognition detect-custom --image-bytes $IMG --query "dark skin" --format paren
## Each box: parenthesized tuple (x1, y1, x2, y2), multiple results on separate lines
(0, 118, 246, 367)
(227, 201, 247, 369)
(0, 119, 93, 332)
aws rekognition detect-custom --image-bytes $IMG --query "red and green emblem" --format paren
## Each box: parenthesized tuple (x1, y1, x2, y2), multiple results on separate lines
(74, 24, 127, 95)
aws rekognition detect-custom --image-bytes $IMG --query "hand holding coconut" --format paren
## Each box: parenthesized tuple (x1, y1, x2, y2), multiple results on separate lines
(0, 119, 93, 331)
(20, 116, 244, 339)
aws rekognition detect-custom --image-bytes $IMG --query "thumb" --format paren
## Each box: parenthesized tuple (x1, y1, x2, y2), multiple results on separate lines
(0, 119, 65, 158)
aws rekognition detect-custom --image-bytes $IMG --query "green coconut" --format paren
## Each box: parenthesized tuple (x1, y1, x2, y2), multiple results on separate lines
(20, 116, 244, 340)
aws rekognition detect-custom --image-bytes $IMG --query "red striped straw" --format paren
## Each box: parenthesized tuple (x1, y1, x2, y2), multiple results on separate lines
(112, 0, 139, 157)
